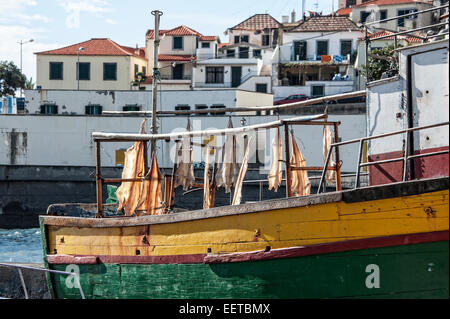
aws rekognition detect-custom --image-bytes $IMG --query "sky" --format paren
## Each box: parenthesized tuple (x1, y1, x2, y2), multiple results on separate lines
(0, 0, 337, 83)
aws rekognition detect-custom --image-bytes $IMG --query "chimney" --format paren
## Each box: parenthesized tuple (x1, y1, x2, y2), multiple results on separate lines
(282, 15, 289, 23)
(291, 10, 296, 23)
(135, 44, 140, 55)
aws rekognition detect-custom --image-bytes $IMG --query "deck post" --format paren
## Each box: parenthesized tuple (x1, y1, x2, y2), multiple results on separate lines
(95, 140, 103, 218)
(333, 122, 342, 191)
(284, 123, 292, 198)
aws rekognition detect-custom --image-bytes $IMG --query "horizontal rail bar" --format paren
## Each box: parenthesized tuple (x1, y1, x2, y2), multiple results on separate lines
(331, 122, 449, 148)
(407, 150, 449, 160)
(365, 4, 449, 26)
(291, 166, 337, 171)
(369, 22, 449, 42)
(101, 90, 365, 116)
(360, 157, 404, 167)
(93, 115, 327, 142)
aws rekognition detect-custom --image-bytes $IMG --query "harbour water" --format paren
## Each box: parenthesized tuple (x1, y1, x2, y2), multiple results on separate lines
(0, 228, 43, 263)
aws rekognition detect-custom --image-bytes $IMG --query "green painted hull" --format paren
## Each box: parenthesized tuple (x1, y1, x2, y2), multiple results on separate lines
(47, 241, 449, 299)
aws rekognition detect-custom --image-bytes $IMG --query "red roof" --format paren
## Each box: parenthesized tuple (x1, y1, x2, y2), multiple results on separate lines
(230, 14, 281, 31)
(354, 0, 432, 7)
(147, 25, 202, 39)
(218, 42, 230, 49)
(35, 38, 146, 60)
(199, 36, 218, 41)
(288, 16, 361, 32)
(158, 54, 196, 62)
(336, 8, 352, 16)
(361, 30, 423, 43)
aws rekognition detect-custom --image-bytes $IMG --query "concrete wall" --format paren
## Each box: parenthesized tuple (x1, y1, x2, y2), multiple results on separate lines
(273, 81, 354, 100)
(0, 113, 366, 171)
(24, 89, 273, 114)
(36, 55, 147, 91)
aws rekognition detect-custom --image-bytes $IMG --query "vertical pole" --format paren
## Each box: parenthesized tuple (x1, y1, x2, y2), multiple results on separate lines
(18, 269, 28, 299)
(284, 123, 292, 198)
(402, 131, 410, 182)
(365, 26, 370, 83)
(333, 123, 342, 191)
(95, 140, 103, 218)
(318, 147, 333, 194)
(210, 161, 217, 208)
(151, 10, 163, 155)
(355, 139, 364, 189)
(394, 35, 398, 50)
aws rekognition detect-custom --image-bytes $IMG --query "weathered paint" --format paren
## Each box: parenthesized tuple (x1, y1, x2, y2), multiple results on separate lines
(45, 189, 448, 258)
(47, 239, 449, 299)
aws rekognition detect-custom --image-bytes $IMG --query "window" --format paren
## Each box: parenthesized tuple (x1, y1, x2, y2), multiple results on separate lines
(173, 36, 183, 50)
(380, 10, 387, 20)
(316, 40, 329, 56)
(398, 9, 418, 27)
(311, 85, 325, 97)
(103, 63, 117, 81)
(253, 49, 262, 58)
(76, 62, 90, 80)
(172, 64, 184, 80)
(210, 105, 226, 116)
(175, 105, 190, 111)
(360, 11, 371, 23)
(40, 104, 58, 114)
(226, 49, 235, 58)
(49, 62, 63, 80)
(206, 67, 224, 83)
(293, 41, 307, 61)
(123, 105, 140, 111)
(262, 34, 270, 46)
(340, 40, 352, 57)
(241, 35, 249, 43)
(239, 47, 249, 59)
(234, 35, 240, 44)
(195, 105, 208, 116)
(256, 83, 267, 93)
(142, 66, 147, 75)
(201, 42, 210, 48)
(85, 104, 102, 115)
(134, 64, 139, 78)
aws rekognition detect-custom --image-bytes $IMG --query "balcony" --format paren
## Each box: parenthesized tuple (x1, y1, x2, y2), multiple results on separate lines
(160, 75, 192, 81)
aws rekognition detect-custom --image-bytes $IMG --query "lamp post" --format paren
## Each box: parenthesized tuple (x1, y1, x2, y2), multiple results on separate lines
(18, 39, 33, 97)
(77, 47, 85, 90)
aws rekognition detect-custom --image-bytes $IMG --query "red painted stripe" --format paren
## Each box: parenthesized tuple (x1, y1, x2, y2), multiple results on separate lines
(369, 146, 449, 186)
(204, 231, 449, 264)
(46, 231, 449, 265)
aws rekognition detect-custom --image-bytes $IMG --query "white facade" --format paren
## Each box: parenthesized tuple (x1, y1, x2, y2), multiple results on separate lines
(0, 113, 366, 172)
(23, 89, 273, 115)
(366, 40, 449, 158)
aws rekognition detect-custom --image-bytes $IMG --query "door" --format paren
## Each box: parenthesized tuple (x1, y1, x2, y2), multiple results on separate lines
(231, 67, 242, 88)
(172, 64, 184, 80)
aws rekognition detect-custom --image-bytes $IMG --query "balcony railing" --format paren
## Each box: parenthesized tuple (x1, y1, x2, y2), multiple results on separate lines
(160, 75, 192, 81)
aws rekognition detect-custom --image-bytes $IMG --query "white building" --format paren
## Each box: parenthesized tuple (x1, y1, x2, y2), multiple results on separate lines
(192, 14, 282, 94)
(273, 16, 363, 100)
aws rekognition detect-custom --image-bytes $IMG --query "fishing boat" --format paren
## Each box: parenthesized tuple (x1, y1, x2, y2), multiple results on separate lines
(38, 15, 449, 298)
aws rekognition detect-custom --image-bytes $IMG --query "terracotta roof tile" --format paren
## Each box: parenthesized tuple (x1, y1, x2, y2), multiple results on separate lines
(199, 36, 218, 41)
(336, 8, 352, 16)
(361, 30, 423, 43)
(147, 25, 202, 39)
(230, 14, 281, 31)
(35, 38, 146, 60)
(288, 16, 361, 32)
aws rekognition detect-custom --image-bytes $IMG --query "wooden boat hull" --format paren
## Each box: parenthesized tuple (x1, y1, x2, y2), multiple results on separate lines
(39, 177, 449, 299)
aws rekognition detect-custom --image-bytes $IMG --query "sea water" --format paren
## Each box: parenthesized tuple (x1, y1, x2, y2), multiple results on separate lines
(0, 229, 43, 263)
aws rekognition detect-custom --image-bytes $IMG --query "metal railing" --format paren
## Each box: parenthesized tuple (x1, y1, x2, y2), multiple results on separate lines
(0, 262, 85, 299)
(317, 122, 449, 194)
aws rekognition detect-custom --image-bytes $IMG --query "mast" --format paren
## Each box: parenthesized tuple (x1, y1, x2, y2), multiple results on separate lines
(151, 10, 163, 154)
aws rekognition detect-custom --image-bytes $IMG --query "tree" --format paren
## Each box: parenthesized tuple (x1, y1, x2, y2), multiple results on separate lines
(361, 44, 402, 82)
(0, 61, 26, 96)
(25, 76, 35, 90)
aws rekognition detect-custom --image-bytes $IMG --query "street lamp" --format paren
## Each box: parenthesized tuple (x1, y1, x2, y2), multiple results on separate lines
(18, 39, 33, 97)
(77, 47, 85, 90)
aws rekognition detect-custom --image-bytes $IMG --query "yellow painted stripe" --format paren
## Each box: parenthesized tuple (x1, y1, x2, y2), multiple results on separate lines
(47, 190, 449, 257)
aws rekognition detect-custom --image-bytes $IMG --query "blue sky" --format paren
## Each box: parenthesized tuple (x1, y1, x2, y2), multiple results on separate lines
(0, 0, 337, 82)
